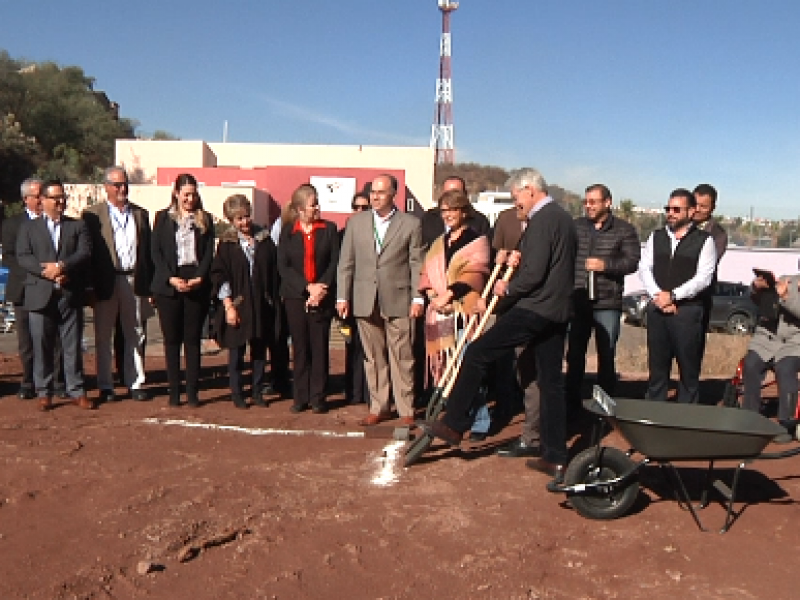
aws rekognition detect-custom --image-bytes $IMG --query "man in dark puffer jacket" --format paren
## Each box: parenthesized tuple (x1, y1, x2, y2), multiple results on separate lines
(565, 184, 640, 420)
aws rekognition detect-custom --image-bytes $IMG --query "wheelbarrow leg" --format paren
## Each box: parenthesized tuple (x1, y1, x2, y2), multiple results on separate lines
(716, 461, 747, 534)
(662, 463, 709, 532)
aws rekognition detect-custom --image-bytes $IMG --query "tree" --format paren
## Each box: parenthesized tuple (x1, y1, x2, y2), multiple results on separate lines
(619, 199, 635, 221)
(0, 50, 136, 203)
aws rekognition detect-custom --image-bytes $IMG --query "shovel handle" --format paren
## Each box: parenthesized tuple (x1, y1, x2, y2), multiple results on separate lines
(442, 265, 516, 397)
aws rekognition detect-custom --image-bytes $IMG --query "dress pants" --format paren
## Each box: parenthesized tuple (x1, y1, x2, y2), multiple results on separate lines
(284, 298, 331, 409)
(268, 305, 291, 390)
(155, 275, 209, 397)
(442, 307, 568, 465)
(565, 307, 621, 417)
(93, 274, 148, 392)
(228, 338, 267, 397)
(29, 293, 85, 398)
(516, 344, 541, 447)
(356, 302, 417, 418)
(645, 303, 705, 403)
(344, 317, 369, 404)
(15, 304, 65, 392)
(742, 351, 800, 425)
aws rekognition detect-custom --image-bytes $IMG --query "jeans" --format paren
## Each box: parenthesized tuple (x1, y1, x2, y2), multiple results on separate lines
(565, 308, 621, 416)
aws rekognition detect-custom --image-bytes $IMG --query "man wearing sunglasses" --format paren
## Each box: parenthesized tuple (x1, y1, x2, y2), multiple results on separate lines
(82, 166, 154, 403)
(638, 189, 716, 403)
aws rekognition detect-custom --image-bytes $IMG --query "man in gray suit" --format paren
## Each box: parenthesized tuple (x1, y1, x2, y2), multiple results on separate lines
(83, 166, 153, 402)
(16, 179, 94, 411)
(337, 174, 424, 426)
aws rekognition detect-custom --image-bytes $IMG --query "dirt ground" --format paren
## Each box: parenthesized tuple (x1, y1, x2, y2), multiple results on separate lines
(1, 341, 799, 600)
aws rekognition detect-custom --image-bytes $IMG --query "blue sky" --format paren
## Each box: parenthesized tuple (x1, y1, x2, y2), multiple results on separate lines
(4, 0, 800, 218)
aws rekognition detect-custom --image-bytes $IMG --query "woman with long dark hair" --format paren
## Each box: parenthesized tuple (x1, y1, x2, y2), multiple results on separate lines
(277, 184, 339, 413)
(151, 173, 215, 407)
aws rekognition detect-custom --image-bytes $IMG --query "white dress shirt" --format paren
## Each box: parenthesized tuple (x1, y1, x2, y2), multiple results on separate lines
(639, 226, 717, 301)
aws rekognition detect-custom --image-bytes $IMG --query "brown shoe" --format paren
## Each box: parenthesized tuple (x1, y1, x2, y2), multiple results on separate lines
(38, 397, 53, 412)
(72, 396, 97, 410)
(358, 413, 390, 426)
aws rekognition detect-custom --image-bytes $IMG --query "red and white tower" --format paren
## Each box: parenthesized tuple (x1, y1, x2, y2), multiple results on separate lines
(431, 0, 458, 165)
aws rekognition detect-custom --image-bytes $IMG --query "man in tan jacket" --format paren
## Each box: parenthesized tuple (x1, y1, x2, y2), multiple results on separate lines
(337, 174, 424, 426)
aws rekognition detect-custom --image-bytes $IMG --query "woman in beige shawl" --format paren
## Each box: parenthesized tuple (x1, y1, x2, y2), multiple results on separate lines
(418, 189, 491, 440)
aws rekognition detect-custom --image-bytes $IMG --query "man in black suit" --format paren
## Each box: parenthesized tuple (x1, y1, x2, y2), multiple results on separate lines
(420, 176, 491, 249)
(420, 168, 577, 488)
(1, 178, 66, 399)
(16, 179, 95, 411)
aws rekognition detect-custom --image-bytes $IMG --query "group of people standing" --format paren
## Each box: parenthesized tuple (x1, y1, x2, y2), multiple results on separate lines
(14, 165, 790, 482)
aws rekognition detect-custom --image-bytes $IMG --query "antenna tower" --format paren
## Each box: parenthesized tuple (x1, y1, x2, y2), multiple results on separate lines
(431, 0, 458, 164)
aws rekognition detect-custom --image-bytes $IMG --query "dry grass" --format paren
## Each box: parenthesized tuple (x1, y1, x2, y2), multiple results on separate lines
(615, 331, 749, 377)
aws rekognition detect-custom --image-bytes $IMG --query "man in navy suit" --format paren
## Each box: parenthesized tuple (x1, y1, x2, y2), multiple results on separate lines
(2, 179, 66, 399)
(16, 179, 95, 411)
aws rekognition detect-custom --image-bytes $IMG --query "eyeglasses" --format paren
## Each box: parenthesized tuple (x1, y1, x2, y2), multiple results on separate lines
(106, 181, 128, 188)
(352, 204, 370, 211)
(664, 206, 687, 214)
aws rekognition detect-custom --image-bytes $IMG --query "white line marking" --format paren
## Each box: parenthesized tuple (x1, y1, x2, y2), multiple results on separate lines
(142, 418, 366, 438)
(370, 441, 405, 487)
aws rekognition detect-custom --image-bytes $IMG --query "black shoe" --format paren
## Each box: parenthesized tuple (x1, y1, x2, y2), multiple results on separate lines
(496, 438, 541, 458)
(290, 403, 309, 413)
(17, 388, 35, 400)
(469, 431, 488, 443)
(251, 392, 268, 408)
(130, 389, 150, 401)
(418, 420, 462, 447)
(311, 404, 329, 414)
(526, 457, 566, 492)
(98, 389, 117, 403)
(232, 394, 249, 410)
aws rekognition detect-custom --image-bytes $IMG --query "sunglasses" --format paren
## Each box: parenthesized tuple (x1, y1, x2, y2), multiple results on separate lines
(352, 204, 370, 211)
(664, 206, 687, 214)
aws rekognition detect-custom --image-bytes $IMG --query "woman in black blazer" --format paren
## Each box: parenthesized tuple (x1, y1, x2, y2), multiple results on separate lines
(151, 173, 215, 407)
(277, 184, 339, 413)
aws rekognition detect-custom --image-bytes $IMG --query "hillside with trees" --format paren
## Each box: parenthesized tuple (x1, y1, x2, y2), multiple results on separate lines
(0, 50, 137, 205)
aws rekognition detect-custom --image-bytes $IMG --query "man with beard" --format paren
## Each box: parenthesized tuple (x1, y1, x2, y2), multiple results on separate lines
(564, 184, 640, 420)
(638, 189, 716, 403)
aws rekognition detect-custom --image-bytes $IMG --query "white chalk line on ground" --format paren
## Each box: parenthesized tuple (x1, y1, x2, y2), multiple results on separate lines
(142, 418, 406, 486)
(142, 417, 366, 438)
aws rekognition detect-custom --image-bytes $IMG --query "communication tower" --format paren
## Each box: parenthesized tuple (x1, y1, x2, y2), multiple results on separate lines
(431, 0, 458, 164)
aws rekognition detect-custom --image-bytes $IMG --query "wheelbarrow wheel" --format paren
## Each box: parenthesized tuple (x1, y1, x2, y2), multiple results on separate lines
(564, 447, 639, 521)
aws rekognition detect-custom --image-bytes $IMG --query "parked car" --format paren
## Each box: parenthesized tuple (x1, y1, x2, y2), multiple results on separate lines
(623, 281, 757, 335)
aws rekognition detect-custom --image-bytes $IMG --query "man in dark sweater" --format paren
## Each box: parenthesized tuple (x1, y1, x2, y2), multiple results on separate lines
(565, 184, 640, 420)
(420, 168, 577, 487)
(639, 189, 716, 403)
(420, 176, 491, 249)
